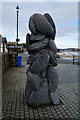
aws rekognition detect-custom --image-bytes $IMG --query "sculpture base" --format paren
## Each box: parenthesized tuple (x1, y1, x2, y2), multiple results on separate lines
(25, 96, 61, 108)
(25, 79, 60, 107)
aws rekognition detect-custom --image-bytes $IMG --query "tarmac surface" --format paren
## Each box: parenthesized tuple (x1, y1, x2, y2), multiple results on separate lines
(2, 52, 79, 120)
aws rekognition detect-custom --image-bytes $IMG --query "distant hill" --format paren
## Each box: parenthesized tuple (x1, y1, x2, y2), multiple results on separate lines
(57, 48, 80, 52)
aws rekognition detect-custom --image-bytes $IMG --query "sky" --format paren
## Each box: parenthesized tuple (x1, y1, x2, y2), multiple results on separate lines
(0, 1, 78, 49)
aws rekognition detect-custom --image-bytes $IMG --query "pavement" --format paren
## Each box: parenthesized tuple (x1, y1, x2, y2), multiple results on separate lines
(2, 52, 79, 120)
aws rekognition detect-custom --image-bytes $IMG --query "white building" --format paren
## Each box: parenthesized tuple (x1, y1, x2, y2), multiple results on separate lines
(0, 35, 8, 53)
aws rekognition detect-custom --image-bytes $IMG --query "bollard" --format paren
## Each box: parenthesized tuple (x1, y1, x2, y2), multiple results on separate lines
(73, 55, 74, 64)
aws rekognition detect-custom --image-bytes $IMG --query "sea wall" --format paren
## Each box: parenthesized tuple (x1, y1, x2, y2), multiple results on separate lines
(2, 52, 17, 74)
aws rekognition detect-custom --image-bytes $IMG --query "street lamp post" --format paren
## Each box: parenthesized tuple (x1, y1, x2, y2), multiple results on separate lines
(16, 5, 19, 56)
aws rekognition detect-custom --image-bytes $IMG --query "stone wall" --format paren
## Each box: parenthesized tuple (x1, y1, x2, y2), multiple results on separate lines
(2, 52, 17, 74)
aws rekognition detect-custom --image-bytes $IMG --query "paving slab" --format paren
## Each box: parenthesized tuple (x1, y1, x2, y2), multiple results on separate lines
(2, 53, 79, 120)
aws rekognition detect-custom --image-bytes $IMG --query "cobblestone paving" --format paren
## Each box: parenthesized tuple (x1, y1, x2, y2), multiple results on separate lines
(2, 59, 79, 119)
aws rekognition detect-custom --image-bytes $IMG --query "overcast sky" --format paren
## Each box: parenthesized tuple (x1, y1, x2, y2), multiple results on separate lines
(0, 2, 78, 48)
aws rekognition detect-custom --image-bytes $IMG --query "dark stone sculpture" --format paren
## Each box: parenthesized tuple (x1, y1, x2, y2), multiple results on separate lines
(33, 13, 54, 37)
(30, 33, 45, 41)
(25, 13, 59, 107)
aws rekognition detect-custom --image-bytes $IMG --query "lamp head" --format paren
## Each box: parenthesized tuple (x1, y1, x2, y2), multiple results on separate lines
(16, 5, 19, 12)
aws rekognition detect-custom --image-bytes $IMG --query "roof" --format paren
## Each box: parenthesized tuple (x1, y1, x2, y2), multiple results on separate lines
(7, 46, 23, 49)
